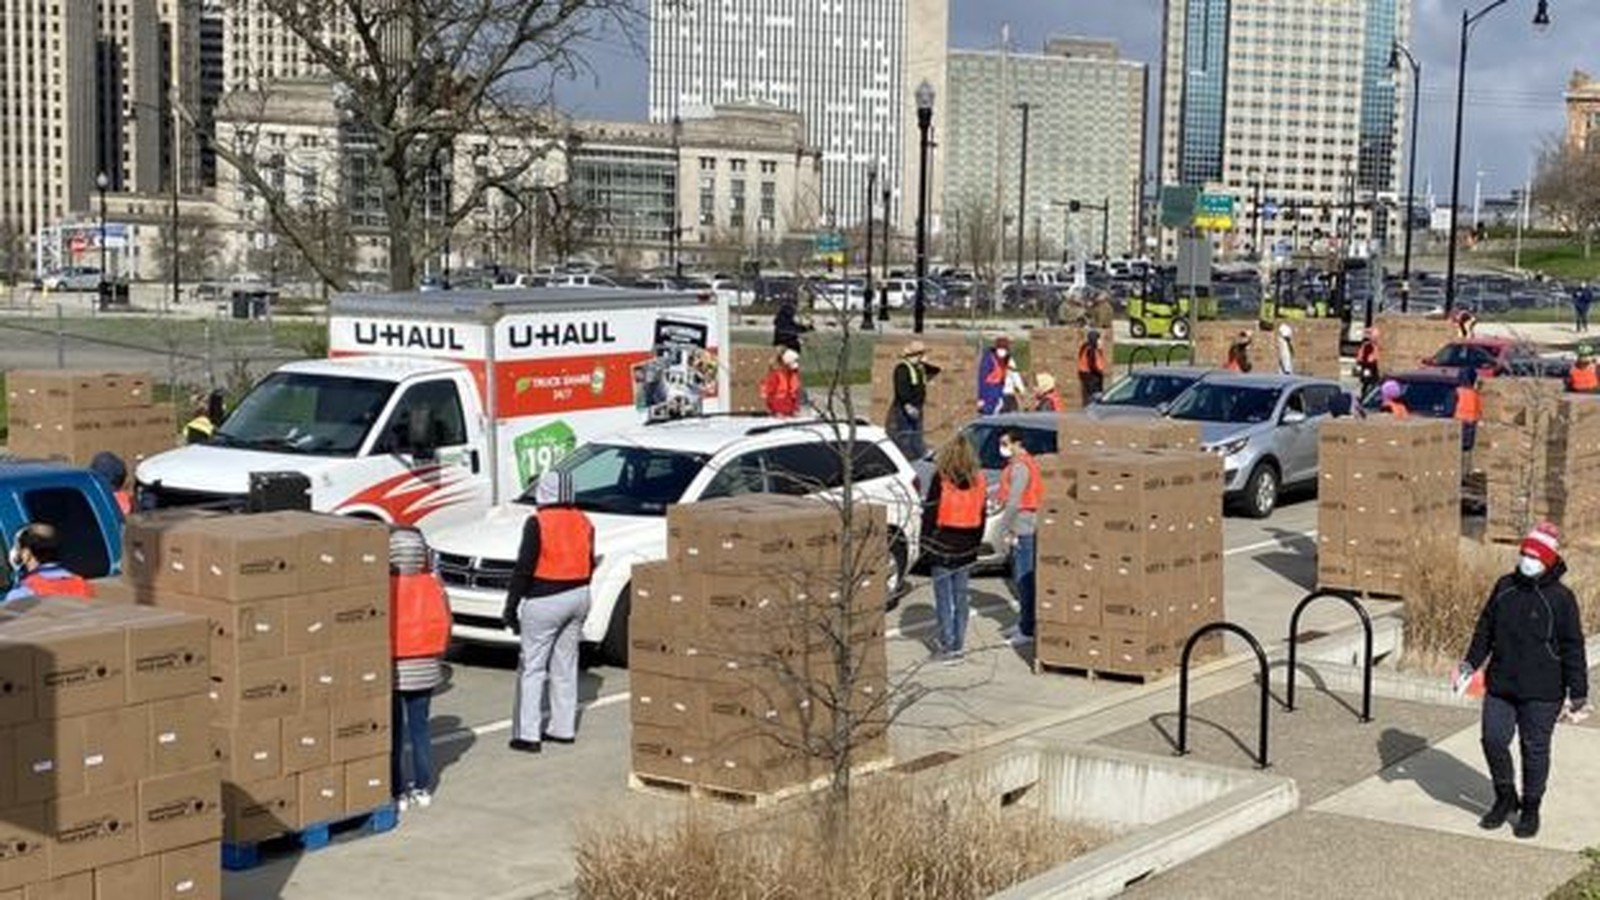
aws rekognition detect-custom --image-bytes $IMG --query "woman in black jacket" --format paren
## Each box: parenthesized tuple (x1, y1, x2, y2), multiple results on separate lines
(921, 436, 986, 664)
(1459, 522, 1590, 838)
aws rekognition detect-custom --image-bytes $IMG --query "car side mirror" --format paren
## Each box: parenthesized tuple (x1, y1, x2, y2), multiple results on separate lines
(1282, 409, 1308, 425)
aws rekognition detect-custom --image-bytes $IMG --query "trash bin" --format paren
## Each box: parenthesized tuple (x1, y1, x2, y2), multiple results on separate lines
(229, 289, 274, 320)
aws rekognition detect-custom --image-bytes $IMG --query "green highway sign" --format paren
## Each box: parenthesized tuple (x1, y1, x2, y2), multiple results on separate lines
(1194, 193, 1235, 231)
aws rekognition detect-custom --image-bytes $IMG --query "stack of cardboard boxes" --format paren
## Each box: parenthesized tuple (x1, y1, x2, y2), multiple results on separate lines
(1193, 321, 1256, 371)
(119, 511, 394, 847)
(1028, 326, 1114, 411)
(1034, 418, 1225, 679)
(871, 333, 980, 447)
(729, 346, 775, 414)
(1375, 315, 1457, 371)
(1316, 418, 1463, 595)
(1273, 319, 1343, 379)
(5, 370, 173, 467)
(1479, 379, 1600, 541)
(629, 496, 890, 797)
(0, 597, 220, 900)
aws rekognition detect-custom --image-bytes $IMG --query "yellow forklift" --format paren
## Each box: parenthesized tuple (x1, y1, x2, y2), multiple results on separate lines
(1128, 269, 1218, 340)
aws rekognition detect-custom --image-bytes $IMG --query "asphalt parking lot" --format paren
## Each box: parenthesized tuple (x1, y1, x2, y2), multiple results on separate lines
(223, 494, 1386, 900)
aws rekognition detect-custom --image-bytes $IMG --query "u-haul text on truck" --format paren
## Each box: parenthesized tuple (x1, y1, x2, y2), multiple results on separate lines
(134, 289, 730, 533)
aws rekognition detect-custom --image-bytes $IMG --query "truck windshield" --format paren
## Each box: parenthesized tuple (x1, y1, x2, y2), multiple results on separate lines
(516, 443, 709, 516)
(213, 372, 395, 456)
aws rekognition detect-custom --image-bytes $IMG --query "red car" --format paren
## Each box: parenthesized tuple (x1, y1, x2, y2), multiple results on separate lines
(1420, 338, 1570, 380)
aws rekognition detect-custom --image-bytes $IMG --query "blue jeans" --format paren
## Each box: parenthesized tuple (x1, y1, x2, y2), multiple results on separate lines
(932, 565, 971, 654)
(1009, 533, 1037, 638)
(1482, 693, 1563, 803)
(392, 689, 434, 794)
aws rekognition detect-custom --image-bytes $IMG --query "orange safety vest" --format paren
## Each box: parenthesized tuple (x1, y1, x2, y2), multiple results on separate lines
(21, 570, 94, 599)
(1382, 400, 1410, 418)
(1571, 365, 1599, 393)
(983, 352, 1007, 385)
(935, 474, 987, 529)
(113, 491, 132, 516)
(532, 507, 595, 581)
(996, 451, 1043, 512)
(1356, 342, 1379, 367)
(391, 571, 452, 659)
(1077, 344, 1106, 375)
(1034, 390, 1063, 412)
(1454, 387, 1482, 424)
(761, 367, 802, 416)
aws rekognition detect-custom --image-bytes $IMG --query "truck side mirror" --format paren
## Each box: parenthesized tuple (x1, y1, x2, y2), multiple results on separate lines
(406, 409, 439, 461)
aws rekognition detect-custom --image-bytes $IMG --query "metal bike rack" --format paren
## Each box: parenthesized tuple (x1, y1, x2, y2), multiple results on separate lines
(1285, 590, 1374, 723)
(1178, 622, 1271, 769)
(1165, 344, 1190, 366)
(1127, 345, 1159, 373)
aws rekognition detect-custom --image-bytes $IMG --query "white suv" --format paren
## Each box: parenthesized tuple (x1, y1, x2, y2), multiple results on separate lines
(430, 416, 922, 665)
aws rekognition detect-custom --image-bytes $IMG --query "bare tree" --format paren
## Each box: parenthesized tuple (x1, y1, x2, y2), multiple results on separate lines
(150, 215, 227, 283)
(952, 192, 1003, 288)
(207, 0, 636, 291)
(1533, 137, 1600, 257)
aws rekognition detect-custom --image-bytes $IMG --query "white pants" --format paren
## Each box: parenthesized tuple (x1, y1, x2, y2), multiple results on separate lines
(514, 587, 591, 743)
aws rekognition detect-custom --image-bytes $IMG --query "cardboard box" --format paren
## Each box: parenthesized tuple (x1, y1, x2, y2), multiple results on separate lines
(147, 695, 213, 778)
(701, 729, 809, 794)
(630, 724, 704, 784)
(629, 562, 704, 638)
(0, 645, 35, 728)
(0, 805, 49, 891)
(300, 653, 339, 711)
(14, 718, 85, 803)
(281, 594, 331, 657)
(324, 587, 388, 648)
(327, 518, 392, 589)
(5, 370, 152, 412)
(629, 674, 707, 733)
(222, 777, 297, 844)
(329, 698, 389, 764)
(81, 706, 149, 793)
(210, 657, 300, 723)
(342, 755, 389, 816)
(210, 719, 280, 784)
(281, 707, 331, 776)
(296, 765, 343, 826)
(196, 524, 299, 602)
(120, 613, 211, 704)
(46, 785, 138, 876)
(338, 646, 391, 704)
(136, 766, 221, 855)
(159, 841, 220, 900)
(22, 873, 90, 900)
(25, 624, 128, 718)
(94, 855, 159, 900)
(159, 596, 284, 668)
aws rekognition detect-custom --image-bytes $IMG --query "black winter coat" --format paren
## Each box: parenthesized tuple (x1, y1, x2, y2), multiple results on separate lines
(1466, 562, 1589, 703)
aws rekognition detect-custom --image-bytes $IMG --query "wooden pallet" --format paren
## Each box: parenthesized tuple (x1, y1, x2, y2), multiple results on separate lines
(1032, 660, 1174, 684)
(629, 756, 892, 808)
(221, 803, 399, 871)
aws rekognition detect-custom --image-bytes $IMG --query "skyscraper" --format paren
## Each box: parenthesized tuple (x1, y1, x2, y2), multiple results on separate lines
(648, 0, 948, 230)
(1159, 0, 1411, 254)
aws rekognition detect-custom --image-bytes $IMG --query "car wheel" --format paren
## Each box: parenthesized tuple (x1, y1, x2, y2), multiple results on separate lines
(885, 530, 909, 608)
(1130, 319, 1148, 339)
(1171, 318, 1191, 341)
(599, 585, 631, 667)
(1243, 462, 1279, 519)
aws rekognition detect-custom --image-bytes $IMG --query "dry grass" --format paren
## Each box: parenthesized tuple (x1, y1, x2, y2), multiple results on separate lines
(1399, 538, 1600, 676)
(573, 780, 1108, 900)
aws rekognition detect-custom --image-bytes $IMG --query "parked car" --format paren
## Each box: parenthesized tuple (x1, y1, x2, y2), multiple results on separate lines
(0, 459, 126, 590)
(910, 412, 1058, 570)
(40, 267, 103, 291)
(1165, 374, 1346, 518)
(1088, 367, 1217, 418)
(1421, 339, 1570, 380)
(429, 417, 922, 664)
(1359, 370, 1463, 418)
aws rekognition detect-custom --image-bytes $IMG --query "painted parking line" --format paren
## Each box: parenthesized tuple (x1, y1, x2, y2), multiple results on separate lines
(1224, 531, 1318, 557)
(436, 526, 1319, 746)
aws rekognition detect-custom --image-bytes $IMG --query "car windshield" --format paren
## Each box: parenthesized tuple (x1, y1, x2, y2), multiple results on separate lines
(516, 443, 709, 516)
(963, 423, 1058, 470)
(1168, 384, 1282, 424)
(1362, 379, 1457, 417)
(1431, 344, 1494, 367)
(212, 372, 394, 456)
(1097, 373, 1201, 408)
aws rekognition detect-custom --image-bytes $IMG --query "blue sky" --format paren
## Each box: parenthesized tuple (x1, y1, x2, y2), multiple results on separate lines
(555, 1, 1589, 198)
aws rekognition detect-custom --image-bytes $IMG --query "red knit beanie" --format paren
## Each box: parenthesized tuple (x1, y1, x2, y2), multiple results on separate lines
(1520, 521, 1561, 568)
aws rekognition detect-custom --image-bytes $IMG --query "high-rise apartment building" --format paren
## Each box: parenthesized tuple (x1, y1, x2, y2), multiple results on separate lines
(157, 0, 203, 192)
(648, 0, 947, 231)
(944, 39, 1146, 263)
(199, 1, 226, 185)
(223, 0, 348, 92)
(1567, 70, 1600, 152)
(98, 0, 163, 193)
(1159, 0, 1411, 255)
(0, 0, 98, 249)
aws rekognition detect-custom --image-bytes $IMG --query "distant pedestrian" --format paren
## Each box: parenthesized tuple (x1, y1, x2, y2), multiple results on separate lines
(772, 295, 812, 352)
(921, 436, 986, 664)
(1275, 322, 1295, 375)
(1379, 379, 1409, 417)
(503, 470, 594, 754)
(184, 389, 226, 444)
(1567, 345, 1598, 394)
(1458, 522, 1589, 839)
(1225, 330, 1254, 373)
(1450, 307, 1478, 340)
(977, 335, 1012, 415)
(1076, 329, 1108, 405)
(4, 524, 93, 601)
(389, 529, 451, 811)
(1455, 367, 1482, 452)
(996, 429, 1041, 647)
(1001, 355, 1027, 413)
(1355, 327, 1382, 399)
(1573, 283, 1593, 334)
(889, 341, 939, 460)
(89, 451, 132, 517)
(760, 348, 805, 416)
(1032, 372, 1064, 412)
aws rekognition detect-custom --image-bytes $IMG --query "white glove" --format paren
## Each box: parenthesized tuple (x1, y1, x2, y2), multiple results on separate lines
(1563, 699, 1591, 724)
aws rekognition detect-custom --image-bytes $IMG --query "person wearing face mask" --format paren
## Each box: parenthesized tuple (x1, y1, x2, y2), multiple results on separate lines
(1457, 522, 1589, 839)
(5, 524, 94, 601)
(977, 335, 1012, 415)
(760, 347, 805, 417)
(994, 429, 1041, 648)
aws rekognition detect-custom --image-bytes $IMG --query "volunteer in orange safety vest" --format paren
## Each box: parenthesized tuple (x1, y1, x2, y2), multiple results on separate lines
(921, 436, 986, 662)
(5, 523, 94, 602)
(1456, 367, 1483, 452)
(389, 528, 452, 810)
(504, 470, 594, 753)
(996, 429, 1042, 646)
(1077, 330, 1108, 406)
(1568, 345, 1599, 394)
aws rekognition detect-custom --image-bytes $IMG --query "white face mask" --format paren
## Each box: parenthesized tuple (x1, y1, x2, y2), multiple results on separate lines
(999, 444, 1015, 459)
(7, 543, 22, 572)
(995, 348, 1009, 360)
(1519, 556, 1547, 579)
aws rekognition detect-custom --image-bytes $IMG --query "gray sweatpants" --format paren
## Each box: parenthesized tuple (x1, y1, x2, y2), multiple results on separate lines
(514, 587, 591, 743)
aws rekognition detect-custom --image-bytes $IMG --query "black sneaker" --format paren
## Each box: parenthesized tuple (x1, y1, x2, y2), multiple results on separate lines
(1513, 803, 1541, 839)
(1479, 786, 1519, 830)
(543, 735, 576, 745)
(508, 739, 542, 754)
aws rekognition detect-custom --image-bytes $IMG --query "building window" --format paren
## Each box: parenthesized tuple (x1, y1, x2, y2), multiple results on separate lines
(731, 159, 747, 173)
(699, 157, 716, 171)
(699, 178, 715, 226)
(760, 181, 775, 225)
(759, 160, 777, 175)
(730, 179, 746, 229)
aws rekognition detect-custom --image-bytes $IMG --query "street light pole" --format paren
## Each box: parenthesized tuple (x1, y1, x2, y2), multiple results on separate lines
(671, 115, 683, 280)
(879, 183, 891, 322)
(96, 171, 109, 312)
(441, 162, 454, 290)
(1446, 0, 1549, 313)
(1391, 40, 1422, 313)
(1012, 102, 1031, 307)
(863, 163, 876, 331)
(914, 81, 934, 334)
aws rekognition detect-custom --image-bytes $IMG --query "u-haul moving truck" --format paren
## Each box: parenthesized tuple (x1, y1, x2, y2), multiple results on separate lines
(134, 289, 730, 533)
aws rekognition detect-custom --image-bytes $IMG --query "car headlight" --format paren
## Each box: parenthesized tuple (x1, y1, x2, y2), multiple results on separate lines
(1216, 438, 1251, 456)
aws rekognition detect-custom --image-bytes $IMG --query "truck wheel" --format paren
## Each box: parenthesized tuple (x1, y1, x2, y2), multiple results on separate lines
(1171, 318, 1191, 341)
(1130, 319, 1148, 338)
(1242, 462, 1279, 519)
(599, 585, 631, 667)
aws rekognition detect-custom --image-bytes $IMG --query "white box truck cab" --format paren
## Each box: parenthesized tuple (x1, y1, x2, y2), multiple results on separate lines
(134, 289, 731, 530)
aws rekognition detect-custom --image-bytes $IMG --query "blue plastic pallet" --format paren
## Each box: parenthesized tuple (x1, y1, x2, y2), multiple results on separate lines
(222, 803, 399, 871)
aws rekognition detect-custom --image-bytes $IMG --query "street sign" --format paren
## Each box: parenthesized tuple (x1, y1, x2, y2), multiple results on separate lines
(1159, 185, 1200, 229)
(814, 232, 845, 253)
(1194, 194, 1235, 231)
